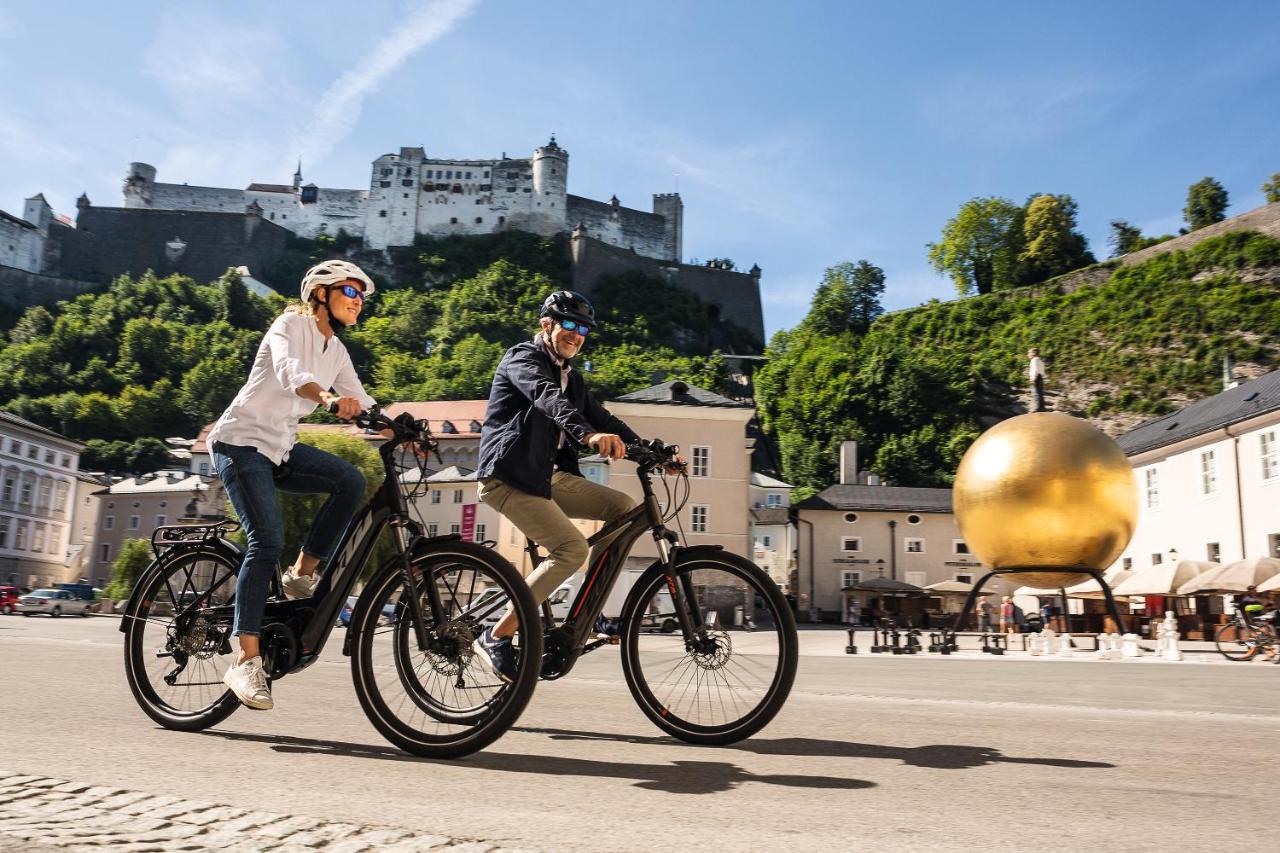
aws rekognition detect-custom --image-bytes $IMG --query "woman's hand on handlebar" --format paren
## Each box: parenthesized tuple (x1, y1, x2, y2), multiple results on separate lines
(321, 393, 364, 421)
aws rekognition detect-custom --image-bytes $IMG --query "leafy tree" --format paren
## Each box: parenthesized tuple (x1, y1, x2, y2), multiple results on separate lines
(105, 538, 152, 599)
(178, 356, 248, 427)
(1184, 177, 1229, 231)
(1018, 194, 1095, 283)
(81, 438, 173, 474)
(113, 381, 186, 437)
(1263, 173, 1280, 204)
(1108, 220, 1145, 257)
(8, 306, 54, 344)
(927, 197, 1025, 295)
(806, 261, 886, 336)
(219, 269, 269, 329)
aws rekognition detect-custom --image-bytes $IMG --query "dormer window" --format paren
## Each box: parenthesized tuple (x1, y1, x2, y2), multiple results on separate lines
(469, 420, 481, 433)
(300, 186, 318, 204)
(441, 420, 458, 434)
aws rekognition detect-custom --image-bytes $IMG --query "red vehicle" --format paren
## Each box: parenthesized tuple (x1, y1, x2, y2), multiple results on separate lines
(0, 586, 20, 616)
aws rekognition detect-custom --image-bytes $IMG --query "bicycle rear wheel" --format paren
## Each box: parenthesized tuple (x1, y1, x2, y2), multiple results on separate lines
(350, 541, 541, 758)
(123, 549, 241, 731)
(1214, 621, 1269, 661)
(620, 551, 798, 745)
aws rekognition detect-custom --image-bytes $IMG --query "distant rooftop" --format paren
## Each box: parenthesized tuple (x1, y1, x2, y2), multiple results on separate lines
(612, 380, 752, 409)
(0, 411, 83, 449)
(796, 484, 953, 513)
(751, 472, 792, 489)
(1116, 369, 1280, 456)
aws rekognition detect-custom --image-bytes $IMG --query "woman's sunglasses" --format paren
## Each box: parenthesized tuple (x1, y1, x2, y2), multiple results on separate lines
(558, 318, 591, 336)
(332, 284, 367, 302)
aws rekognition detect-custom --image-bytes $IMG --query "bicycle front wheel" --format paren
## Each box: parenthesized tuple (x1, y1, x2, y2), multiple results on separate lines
(350, 541, 542, 759)
(1214, 621, 1266, 661)
(620, 551, 798, 745)
(123, 549, 241, 731)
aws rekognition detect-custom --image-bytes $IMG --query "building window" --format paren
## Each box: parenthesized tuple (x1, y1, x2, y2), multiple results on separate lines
(453, 489, 463, 504)
(904, 538, 924, 553)
(2, 474, 14, 503)
(475, 523, 486, 543)
(1270, 533, 1280, 559)
(956, 573, 973, 584)
(841, 537, 861, 553)
(430, 489, 441, 504)
(1207, 542, 1221, 562)
(426, 523, 438, 537)
(449, 523, 461, 536)
(32, 522, 45, 553)
(37, 479, 51, 508)
(8, 440, 20, 455)
(1122, 557, 1132, 570)
(53, 482, 68, 512)
(765, 493, 782, 507)
(380, 167, 392, 176)
(15, 520, 27, 550)
(691, 505, 708, 533)
(450, 217, 458, 224)
(953, 540, 969, 554)
(906, 514, 921, 525)
(104, 516, 115, 530)
(498, 216, 506, 225)
(402, 180, 413, 187)
(61, 455, 70, 468)
(44, 450, 55, 464)
(760, 534, 772, 548)
(691, 446, 710, 478)
(100, 543, 111, 563)
(128, 515, 140, 530)
(379, 210, 387, 217)
(0, 516, 8, 548)
(199, 463, 209, 476)
(1151, 552, 1163, 565)
(1145, 468, 1159, 509)
(1200, 450, 1217, 495)
(19, 481, 32, 506)
(27, 445, 38, 459)
(156, 515, 167, 528)
(841, 570, 861, 588)
(1261, 431, 1278, 481)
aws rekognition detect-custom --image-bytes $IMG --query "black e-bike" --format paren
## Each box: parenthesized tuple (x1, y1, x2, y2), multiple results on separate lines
(120, 408, 542, 758)
(524, 439, 798, 744)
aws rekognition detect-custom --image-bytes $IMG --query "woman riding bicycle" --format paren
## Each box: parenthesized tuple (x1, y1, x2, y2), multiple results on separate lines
(471, 290, 678, 681)
(207, 260, 377, 710)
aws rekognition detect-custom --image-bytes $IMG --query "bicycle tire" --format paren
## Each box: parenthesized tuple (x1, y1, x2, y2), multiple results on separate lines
(620, 550, 798, 745)
(123, 549, 242, 731)
(350, 540, 542, 758)
(1214, 621, 1266, 661)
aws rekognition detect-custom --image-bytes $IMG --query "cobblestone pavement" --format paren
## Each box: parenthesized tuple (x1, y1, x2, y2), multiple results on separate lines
(0, 771, 526, 852)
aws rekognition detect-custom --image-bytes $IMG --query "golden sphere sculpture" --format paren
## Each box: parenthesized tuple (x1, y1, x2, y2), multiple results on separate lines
(953, 412, 1138, 587)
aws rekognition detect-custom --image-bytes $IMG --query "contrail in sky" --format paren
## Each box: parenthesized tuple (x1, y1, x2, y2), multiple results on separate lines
(289, 0, 478, 172)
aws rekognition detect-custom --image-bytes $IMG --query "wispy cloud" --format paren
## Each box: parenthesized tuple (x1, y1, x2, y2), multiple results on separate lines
(919, 74, 1121, 147)
(287, 0, 479, 172)
(143, 10, 281, 118)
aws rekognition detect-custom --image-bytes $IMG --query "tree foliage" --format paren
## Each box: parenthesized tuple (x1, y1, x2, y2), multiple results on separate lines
(1184, 177, 1229, 231)
(105, 538, 152, 599)
(927, 197, 1026, 295)
(806, 261, 885, 336)
(1263, 173, 1280, 205)
(1018, 194, 1094, 281)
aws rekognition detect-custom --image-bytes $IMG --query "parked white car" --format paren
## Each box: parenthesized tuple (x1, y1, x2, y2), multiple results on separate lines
(17, 589, 93, 617)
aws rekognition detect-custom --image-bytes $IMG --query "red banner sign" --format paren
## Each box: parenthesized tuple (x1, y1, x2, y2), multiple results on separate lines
(461, 503, 476, 541)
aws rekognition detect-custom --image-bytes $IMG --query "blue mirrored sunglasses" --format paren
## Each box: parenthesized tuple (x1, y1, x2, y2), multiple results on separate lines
(558, 318, 591, 336)
(334, 284, 366, 301)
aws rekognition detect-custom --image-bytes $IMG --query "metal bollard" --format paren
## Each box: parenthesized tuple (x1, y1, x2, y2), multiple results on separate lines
(846, 628, 858, 654)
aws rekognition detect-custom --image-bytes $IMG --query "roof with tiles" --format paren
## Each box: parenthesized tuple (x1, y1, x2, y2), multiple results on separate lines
(1115, 369, 1280, 456)
(611, 380, 752, 409)
(0, 411, 83, 449)
(750, 507, 791, 525)
(795, 484, 954, 513)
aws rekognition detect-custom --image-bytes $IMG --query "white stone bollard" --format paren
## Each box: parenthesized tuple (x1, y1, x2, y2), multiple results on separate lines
(1097, 633, 1123, 660)
(1056, 632, 1074, 657)
(1158, 611, 1183, 661)
(1121, 633, 1143, 658)
(1028, 632, 1046, 656)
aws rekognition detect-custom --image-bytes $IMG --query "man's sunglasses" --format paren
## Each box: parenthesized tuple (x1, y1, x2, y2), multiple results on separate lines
(558, 318, 591, 336)
(331, 284, 367, 302)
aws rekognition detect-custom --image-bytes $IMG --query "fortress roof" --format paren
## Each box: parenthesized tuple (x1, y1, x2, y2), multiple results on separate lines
(0, 209, 36, 230)
(246, 183, 295, 194)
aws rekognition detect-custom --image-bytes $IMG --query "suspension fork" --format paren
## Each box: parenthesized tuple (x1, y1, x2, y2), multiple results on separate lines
(391, 520, 442, 653)
(653, 529, 704, 646)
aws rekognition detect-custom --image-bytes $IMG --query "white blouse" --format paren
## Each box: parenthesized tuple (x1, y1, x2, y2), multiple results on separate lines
(207, 311, 377, 464)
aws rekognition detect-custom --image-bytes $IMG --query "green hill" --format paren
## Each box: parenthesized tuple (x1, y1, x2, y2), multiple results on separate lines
(757, 230, 1280, 497)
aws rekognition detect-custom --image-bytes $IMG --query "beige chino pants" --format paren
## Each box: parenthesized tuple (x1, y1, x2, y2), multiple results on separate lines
(478, 471, 637, 604)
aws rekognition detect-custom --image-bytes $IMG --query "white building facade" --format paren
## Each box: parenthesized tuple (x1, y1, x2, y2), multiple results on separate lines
(0, 413, 83, 589)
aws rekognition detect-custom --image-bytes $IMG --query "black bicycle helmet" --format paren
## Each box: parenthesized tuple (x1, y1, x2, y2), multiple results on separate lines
(540, 290, 595, 326)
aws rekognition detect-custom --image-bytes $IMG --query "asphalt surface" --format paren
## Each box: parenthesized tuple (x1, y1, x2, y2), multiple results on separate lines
(1, 615, 1277, 852)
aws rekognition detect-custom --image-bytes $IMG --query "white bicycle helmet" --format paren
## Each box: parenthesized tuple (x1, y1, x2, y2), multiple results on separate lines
(299, 259, 375, 303)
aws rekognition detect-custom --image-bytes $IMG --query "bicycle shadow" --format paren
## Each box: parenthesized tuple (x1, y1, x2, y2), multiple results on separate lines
(196, 730, 876, 795)
(511, 726, 1116, 771)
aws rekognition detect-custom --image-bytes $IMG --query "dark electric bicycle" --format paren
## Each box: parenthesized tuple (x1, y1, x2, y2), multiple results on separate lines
(521, 439, 798, 744)
(120, 408, 543, 758)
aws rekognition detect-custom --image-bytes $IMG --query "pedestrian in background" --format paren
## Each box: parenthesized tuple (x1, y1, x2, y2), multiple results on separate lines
(978, 598, 993, 632)
(1028, 348, 1047, 412)
(1000, 596, 1016, 634)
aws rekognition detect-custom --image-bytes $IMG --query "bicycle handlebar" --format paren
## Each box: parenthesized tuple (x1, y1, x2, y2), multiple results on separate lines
(625, 438, 686, 472)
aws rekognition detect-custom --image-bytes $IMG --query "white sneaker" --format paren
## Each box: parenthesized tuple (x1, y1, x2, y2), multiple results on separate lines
(223, 656, 273, 710)
(281, 569, 319, 600)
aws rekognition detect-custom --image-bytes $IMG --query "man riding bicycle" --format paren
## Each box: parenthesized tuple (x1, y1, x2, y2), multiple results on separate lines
(471, 290, 678, 681)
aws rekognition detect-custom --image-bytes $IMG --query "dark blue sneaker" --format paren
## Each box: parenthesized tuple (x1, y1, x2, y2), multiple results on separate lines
(472, 627, 517, 683)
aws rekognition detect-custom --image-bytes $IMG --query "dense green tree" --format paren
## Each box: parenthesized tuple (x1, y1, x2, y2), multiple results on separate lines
(1018, 194, 1094, 283)
(113, 381, 186, 437)
(806, 261, 886, 336)
(1184, 177, 1229, 231)
(80, 438, 173, 474)
(1263, 173, 1280, 204)
(927, 197, 1025, 295)
(1108, 220, 1145, 257)
(178, 356, 248, 427)
(218, 270, 270, 329)
(8, 306, 54, 344)
(105, 538, 152, 599)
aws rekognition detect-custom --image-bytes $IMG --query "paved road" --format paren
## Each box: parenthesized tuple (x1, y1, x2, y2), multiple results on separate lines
(1, 616, 1276, 852)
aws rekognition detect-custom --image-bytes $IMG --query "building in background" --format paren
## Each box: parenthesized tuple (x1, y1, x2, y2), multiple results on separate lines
(0, 413, 83, 590)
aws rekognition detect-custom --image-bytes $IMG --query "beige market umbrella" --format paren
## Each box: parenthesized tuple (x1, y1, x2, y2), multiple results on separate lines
(1183, 556, 1280, 594)
(1115, 560, 1218, 597)
(1062, 567, 1135, 600)
(924, 580, 976, 595)
(1258, 569, 1280, 593)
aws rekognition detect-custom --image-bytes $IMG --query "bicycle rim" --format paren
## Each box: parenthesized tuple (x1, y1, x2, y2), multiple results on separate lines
(621, 556, 797, 744)
(123, 550, 241, 729)
(352, 548, 540, 757)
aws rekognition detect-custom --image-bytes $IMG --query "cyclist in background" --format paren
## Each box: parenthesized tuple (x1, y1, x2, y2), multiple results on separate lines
(207, 260, 377, 710)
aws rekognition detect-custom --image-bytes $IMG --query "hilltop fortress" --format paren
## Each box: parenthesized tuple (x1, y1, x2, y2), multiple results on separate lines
(123, 136, 684, 260)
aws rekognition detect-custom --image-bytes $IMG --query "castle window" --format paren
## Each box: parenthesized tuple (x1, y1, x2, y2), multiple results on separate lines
(484, 171, 490, 178)
(403, 193, 409, 198)
(475, 217, 483, 224)
(402, 211, 407, 216)
(446, 171, 453, 179)
(281, 214, 287, 219)
(551, 169, 557, 174)
(380, 181, 391, 188)
(435, 170, 442, 178)
(300, 186, 318, 203)
(270, 213, 275, 220)
(451, 185, 462, 194)
(379, 210, 387, 217)
(380, 167, 392, 176)
(480, 184, 492, 192)
(498, 216, 506, 224)
(507, 186, 516, 193)
(450, 217, 458, 224)
(523, 188, 532, 193)
(506, 171, 518, 179)
(402, 180, 413, 187)
(466, 171, 472, 179)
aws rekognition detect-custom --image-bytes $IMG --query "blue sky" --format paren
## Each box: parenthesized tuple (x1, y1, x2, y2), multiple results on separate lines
(2, 1, 1278, 338)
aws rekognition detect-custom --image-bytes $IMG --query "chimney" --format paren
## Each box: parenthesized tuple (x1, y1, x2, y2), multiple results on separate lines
(839, 441, 858, 485)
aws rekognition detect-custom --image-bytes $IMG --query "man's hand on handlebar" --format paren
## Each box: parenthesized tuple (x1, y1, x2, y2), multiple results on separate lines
(321, 392, 364, 421)
(586, 432, 626, 461)
(663, 454, 687, 476)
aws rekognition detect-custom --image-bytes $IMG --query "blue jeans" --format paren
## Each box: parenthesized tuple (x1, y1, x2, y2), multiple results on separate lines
(212, 441, 366, 637)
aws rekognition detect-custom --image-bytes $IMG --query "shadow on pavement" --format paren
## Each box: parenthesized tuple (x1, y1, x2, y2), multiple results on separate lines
(196, 730, 877, 794)
(512, 726, 1116, 771)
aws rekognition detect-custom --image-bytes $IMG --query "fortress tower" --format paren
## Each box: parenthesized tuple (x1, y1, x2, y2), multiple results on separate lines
(529, 135, 569, 237)
(652, 193, 683, 263)
(123, 163, 156, 208)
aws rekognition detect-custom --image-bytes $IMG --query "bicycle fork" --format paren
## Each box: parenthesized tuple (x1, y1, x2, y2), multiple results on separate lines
(652, 529, 705, 651)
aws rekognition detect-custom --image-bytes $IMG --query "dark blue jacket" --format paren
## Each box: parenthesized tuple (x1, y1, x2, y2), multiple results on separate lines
(477, 338, 640, 498)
